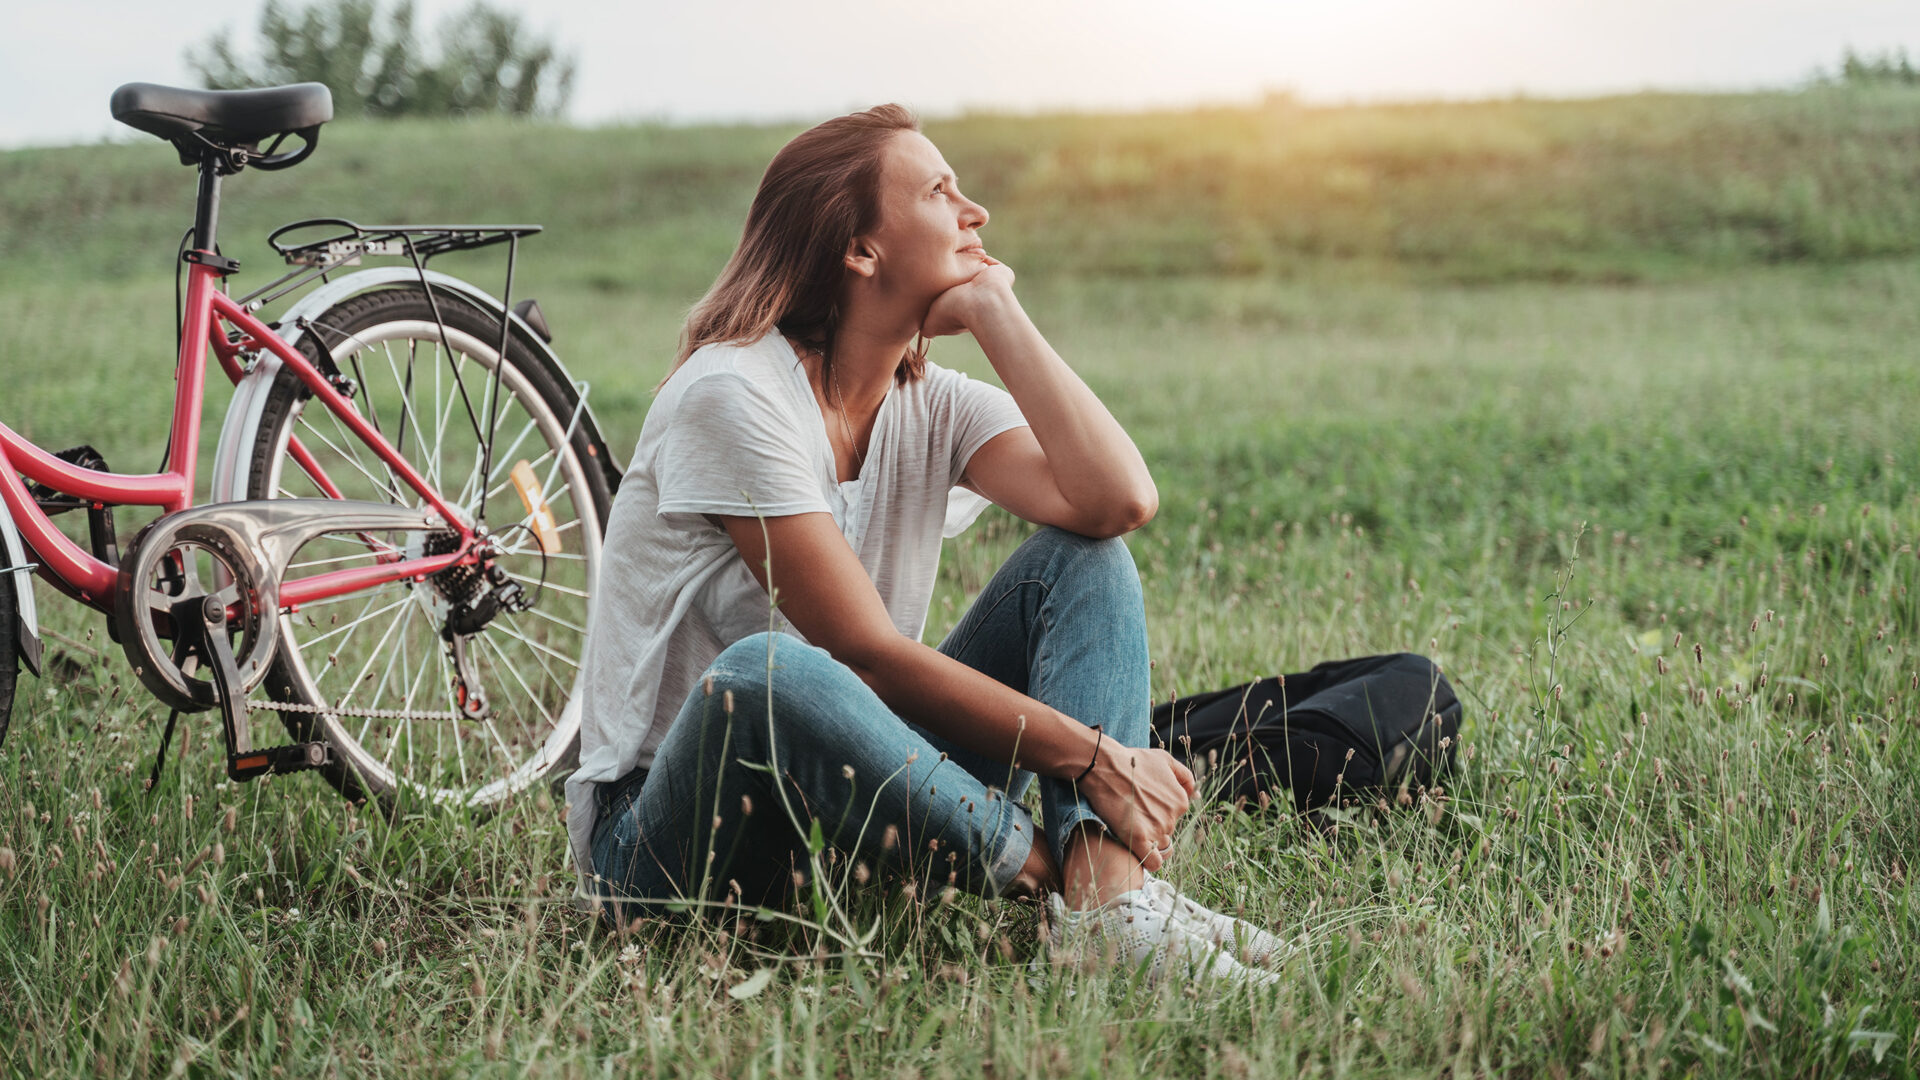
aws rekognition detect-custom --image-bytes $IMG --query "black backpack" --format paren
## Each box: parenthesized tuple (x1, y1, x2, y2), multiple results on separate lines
(1151, 653, 1461, 815)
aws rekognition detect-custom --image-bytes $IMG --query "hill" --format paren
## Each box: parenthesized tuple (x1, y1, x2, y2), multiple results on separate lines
(5, 86, 1920, 294)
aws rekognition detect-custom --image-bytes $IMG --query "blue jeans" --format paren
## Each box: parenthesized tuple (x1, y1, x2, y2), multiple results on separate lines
(589, 526, 1151, 921)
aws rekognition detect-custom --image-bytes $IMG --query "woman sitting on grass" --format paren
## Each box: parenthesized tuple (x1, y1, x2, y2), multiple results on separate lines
(565, 104, 1281, 986)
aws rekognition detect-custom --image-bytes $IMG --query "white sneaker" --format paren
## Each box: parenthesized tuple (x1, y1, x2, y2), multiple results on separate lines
(1042, 886, 1280, 988)
(1140, 873, 1289, 968)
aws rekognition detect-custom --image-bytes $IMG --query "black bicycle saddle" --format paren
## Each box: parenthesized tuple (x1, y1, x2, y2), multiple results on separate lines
(111, 82, 333, 146)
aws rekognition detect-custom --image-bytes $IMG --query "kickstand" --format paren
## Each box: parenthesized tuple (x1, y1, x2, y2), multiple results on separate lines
(144, 629, 201, 795)
(145, 708, 182, 794)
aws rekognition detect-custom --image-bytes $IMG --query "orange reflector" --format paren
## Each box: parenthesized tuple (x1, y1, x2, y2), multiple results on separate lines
(510, 460, 562, 555)
(235, 755, 269, 771)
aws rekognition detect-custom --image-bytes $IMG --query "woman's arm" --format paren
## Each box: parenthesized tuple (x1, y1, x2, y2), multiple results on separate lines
(926, 263, 1158, 538)
(717, 510, 1194, 870)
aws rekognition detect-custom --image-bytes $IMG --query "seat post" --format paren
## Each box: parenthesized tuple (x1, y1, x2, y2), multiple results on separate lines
(192, 155, 223, 252)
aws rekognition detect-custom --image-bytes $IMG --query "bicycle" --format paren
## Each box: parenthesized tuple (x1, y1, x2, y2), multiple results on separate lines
(0, 81, 620, 811)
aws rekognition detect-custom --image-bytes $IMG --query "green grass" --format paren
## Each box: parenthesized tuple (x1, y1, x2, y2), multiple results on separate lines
(2, 89, 1918, 1076)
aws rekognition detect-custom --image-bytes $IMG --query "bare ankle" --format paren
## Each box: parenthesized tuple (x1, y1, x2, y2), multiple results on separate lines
(1060, 826, 1144, 910)
(1005, 837, 1060, 898)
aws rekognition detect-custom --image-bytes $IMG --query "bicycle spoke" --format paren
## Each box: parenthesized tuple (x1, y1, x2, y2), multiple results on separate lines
(510, 604, 588, 637)
(297, 594, 409, 648)
(323, 390, 407, 501)
(476, 632, 557, 748)
(501, 570, 588, 600)
(429, 341, 447, 492)
(432, 347, 472, 499)
(396, 613, 441, 778)
(363, 601, 419, 711)
(485, 447, 554, 502)
(373, 644, 413, 766)
(293, 587, 399, 614)
(493, 478, 576, 534)
(485, 620, 581, 671)
(495, 611, 577, 703)
(332, 596, 415, 714)
(286, 547, 396, 572)
(377, 338, 442, 491)
(467, 648, 528, 769)
(347, 352, 384, 439)
(497, 545, 589, 565)
(466, 414, 539, 509)
(445, 392, 518, 518)
(533, 443, 580, 520)
(296, 415, 409, 504)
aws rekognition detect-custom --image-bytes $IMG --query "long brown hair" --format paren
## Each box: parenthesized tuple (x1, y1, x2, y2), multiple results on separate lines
(660, 103, 930, 391)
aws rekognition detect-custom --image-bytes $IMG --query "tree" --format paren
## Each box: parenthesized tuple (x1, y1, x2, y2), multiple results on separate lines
(1828, 47, 1919, 88)
(186, 0, 575, 118)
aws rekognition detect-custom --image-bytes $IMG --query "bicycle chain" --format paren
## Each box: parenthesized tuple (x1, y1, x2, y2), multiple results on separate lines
(245, 698, 467, 722)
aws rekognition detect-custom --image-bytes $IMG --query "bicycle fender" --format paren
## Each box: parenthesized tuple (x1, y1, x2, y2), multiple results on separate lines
(209, 266, 626, 504)
(0, 508, 44, 677)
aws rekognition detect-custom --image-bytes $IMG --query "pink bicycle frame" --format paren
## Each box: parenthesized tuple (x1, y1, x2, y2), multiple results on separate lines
(0, 258, 475, 612)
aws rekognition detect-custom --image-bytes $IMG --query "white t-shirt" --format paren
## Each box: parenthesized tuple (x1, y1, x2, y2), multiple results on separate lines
(564, 330, 1029, 887)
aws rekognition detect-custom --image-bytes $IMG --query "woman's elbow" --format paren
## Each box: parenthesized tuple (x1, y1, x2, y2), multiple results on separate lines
(835, 633, 914, 694)
(1092, 487, 1158, 538)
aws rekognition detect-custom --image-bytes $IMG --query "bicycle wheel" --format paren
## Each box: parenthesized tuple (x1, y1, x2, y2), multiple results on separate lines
(243, 284, 611, 809)
(0, 561, 17, 752)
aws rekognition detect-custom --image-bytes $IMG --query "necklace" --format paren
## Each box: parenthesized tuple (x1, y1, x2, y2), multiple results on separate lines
(825, 350, 864, 476)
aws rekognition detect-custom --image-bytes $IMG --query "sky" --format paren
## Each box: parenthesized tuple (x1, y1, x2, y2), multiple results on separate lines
(5, 0, 1918, 148)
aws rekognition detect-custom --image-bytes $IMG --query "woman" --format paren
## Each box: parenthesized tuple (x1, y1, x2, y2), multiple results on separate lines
(565, 104, 1281, 986)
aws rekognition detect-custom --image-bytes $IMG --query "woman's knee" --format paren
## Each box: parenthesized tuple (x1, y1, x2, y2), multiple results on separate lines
(1029, 526, 1142, 602)
(707, 632, 831, 694)
(699, 631, 866, 734)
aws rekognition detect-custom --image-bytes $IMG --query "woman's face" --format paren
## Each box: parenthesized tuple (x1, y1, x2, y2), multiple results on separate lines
(860, 131, 990, 301)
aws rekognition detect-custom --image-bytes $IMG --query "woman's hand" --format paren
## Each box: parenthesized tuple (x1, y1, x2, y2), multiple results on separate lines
(921, 257, 1017, 338)
(1076, 743, 1197, 872)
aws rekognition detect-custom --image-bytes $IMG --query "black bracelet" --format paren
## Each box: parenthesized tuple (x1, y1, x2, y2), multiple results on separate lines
(1073, 725, 1104, 785)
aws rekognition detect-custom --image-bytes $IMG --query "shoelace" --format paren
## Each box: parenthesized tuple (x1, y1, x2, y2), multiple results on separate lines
(1141, 876, 1282, 964)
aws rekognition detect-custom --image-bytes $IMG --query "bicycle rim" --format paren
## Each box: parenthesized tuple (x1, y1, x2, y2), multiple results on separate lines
(0, 560, 16, 751)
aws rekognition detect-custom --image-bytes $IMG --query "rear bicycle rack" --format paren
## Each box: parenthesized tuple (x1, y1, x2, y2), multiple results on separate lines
(234, 219, 543, 313)
(233, 216, 550, 538)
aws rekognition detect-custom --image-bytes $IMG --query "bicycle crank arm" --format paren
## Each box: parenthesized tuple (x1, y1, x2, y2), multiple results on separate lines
(179, 594, 334, 783)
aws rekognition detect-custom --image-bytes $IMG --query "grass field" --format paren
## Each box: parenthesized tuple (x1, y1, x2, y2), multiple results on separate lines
(2, 88, 1918, 1076)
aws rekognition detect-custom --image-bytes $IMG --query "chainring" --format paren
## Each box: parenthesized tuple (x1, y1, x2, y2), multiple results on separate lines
(113, 498, 447, 713)
(114, 521, 273, 712)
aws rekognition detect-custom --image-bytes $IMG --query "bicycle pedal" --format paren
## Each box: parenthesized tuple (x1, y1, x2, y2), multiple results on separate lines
(27, 444, 110, 515)
(228, 742, 333, 781)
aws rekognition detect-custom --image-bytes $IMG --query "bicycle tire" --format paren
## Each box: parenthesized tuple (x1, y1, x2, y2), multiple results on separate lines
(243, 284, 611, 810)
(0, 560, 16, 752)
